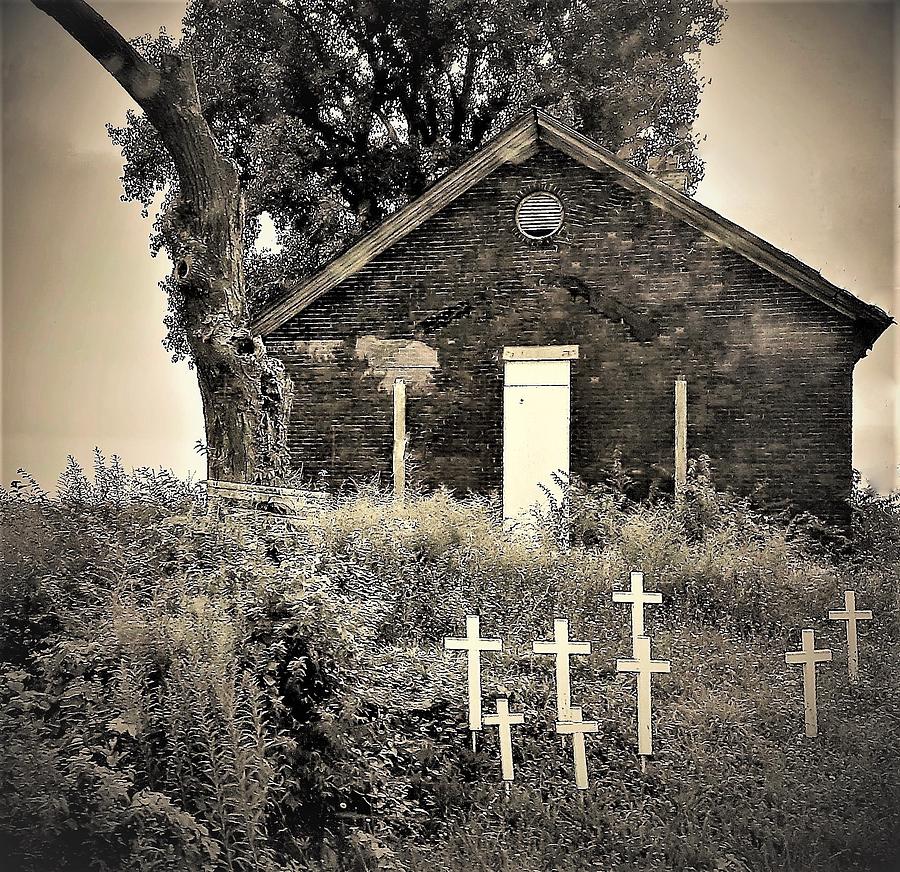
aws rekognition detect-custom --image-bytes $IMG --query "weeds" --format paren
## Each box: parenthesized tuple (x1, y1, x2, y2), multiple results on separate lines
(0, 453, 898, 871)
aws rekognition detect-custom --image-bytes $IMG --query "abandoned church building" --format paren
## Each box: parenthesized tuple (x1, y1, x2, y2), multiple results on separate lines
(253, 109, 893, 525)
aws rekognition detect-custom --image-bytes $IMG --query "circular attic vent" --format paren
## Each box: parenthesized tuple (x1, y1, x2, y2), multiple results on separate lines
(515, 191, 564, 239)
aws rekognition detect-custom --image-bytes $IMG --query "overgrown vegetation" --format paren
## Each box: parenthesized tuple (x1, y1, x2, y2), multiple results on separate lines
(1, 452, 898, 871)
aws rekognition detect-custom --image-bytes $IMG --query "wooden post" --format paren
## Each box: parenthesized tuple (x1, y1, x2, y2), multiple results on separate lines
(393, 378, 406, 501)
(674, 377, 687, 504)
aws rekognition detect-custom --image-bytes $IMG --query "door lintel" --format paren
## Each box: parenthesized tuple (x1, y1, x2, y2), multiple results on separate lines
(502, 345, 579, 362)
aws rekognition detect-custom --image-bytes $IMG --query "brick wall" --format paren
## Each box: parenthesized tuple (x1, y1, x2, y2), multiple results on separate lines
(265, 146, 861, 523)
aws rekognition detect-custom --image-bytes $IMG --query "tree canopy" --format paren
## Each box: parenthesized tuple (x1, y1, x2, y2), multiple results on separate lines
(110, 0, 725, 358)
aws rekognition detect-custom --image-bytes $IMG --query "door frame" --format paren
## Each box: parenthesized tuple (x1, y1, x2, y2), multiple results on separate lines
(501, 345, 579, 527)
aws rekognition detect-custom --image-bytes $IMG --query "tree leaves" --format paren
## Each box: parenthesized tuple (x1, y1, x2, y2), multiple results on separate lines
(108, 0, 726, 352)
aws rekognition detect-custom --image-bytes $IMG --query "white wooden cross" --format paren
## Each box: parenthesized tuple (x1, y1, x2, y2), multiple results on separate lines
(613, 571, 662, 653)
(556, 705, 598, 790)
(532, 618, 591, 720)
(784, 628, 832, 737)
(483, 697, 525, 782)
(616, 635, 671, 757)
(828, 590, 872, 683)
(444, 615, 502, 732)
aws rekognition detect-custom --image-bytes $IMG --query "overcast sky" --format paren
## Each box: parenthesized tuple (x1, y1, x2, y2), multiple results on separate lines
(2, 0, 897, 491)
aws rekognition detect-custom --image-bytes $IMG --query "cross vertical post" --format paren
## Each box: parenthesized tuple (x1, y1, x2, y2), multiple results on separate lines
(483, 697, 526, 782)
(556, 706, 598, 789)
(444, 615, 503, 732)
(392, 378, 406, 502)
(616, 635, 671, 757)
(612, 571, 663, 653)
(674, 377, 688, 504)
(828, 590, 872, 683)
(785, 628, 832, 737)
(532, 618, 591, 720)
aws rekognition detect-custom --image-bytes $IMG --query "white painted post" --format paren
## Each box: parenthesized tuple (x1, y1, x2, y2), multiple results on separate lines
(612, 571, 663, 655)
(828, 591, 872, 683)
(785, 629, 832, 737)
(393, 378, 406, 501)
(532, 618, 591, 721)
(483, 697, 525, 782)
(675, 377, 687, 504)
(444, 615, 503, 733)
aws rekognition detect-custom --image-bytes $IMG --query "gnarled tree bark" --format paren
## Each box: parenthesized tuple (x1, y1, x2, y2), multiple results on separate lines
(31, 0, 293, 483)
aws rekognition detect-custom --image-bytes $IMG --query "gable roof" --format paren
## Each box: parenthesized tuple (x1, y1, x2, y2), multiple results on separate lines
(252, 108, 893, 351)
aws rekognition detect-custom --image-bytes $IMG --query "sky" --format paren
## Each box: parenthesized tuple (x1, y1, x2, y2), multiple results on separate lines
(1, 0, 897, 491)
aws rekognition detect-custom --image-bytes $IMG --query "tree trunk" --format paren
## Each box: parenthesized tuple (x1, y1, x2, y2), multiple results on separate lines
(31, 0, 293, 483)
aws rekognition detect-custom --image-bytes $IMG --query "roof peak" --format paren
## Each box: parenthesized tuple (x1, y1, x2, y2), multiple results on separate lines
(252, 109, 892, 352)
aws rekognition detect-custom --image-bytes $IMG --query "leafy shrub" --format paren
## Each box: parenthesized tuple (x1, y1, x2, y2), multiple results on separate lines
(1, 454, 898, 871)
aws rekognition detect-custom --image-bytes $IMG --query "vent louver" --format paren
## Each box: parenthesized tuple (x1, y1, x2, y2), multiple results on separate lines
(515, 191, 564, 239)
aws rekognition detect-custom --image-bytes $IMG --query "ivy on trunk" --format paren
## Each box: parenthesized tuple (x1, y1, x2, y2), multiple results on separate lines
(31, 0, 292, 483)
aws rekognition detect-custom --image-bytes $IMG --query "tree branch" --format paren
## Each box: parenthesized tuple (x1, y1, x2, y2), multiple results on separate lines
(31, 0, 162, 107)
(32, 0, 237, 210)
(373, 107, 401, 146)
(30, 0, 294, 482)
(449, 43, 478, 143)
(257, 0, 304, 24)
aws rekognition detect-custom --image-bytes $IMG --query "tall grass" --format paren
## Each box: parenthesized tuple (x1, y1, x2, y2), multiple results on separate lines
(1, 453, 898, 871)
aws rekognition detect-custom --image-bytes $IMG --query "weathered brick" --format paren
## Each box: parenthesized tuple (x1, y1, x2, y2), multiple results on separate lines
(266, 146, 874, 524)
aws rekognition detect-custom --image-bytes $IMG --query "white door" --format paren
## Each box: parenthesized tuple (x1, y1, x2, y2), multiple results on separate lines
(502, 346, 578, 527)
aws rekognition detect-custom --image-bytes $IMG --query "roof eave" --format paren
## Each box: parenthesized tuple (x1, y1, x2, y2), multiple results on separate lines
(533, 109, 894, 338)
(853, 311, 894, 361)
(252, 107, 894, 344)
(251, 110, 539, 336)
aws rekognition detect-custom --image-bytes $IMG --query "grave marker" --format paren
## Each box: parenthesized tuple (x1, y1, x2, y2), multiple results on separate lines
(444, 615, 502, 733)
(613, 571, 662, 653)
(616, 635, 671, 757)
(556, 705, 598, 789)
(784, 628, 832, 737)
(483, 697, 525, 782)
(828, 590, 872, 683)
(532, 618, 591, 720)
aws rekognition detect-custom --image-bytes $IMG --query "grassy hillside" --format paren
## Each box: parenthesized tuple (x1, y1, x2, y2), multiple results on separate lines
(1, 455, 899, 871)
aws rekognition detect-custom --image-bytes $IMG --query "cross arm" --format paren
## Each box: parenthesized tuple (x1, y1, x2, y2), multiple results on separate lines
(532, 641, 558, 653)
(484, 713, 525, 726)
(444, 637, 502, 651)
(556, 720, 599, 734)
(532, 641, 591, 654)
(828, 609, 873, 620)
(613, 591, 663, 603)
(785, 650, 832, 664)
(444, 638, 469, 650)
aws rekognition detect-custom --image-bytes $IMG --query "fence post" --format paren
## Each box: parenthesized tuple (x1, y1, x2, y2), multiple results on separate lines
(675, 377, 687, 505)
(393, 378, 406, 501)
